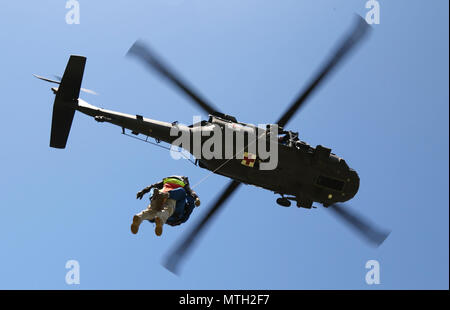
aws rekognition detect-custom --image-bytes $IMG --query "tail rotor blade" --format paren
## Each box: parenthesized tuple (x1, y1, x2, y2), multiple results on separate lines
(35, 74, 97, 95)
(80, 87, 98, 95)
(33, 74, 60, 85)
(56, 75, 97, 95)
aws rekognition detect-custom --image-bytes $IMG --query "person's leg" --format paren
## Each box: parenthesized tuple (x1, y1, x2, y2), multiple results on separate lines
(131, 186, 171, 233)
(151, 188, 169, 211)
(138, 204, 159, 220)
(131, 202, 159, 234)
(154, 199, 176, 236)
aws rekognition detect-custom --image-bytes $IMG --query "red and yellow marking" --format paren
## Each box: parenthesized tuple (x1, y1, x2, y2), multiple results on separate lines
(241, 152, 256, 167)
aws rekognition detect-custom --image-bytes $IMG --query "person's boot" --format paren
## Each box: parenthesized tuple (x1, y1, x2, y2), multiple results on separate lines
(131, 215, 142, 234)
(154, 217, 163, 236)
(152, 189, 169, 211)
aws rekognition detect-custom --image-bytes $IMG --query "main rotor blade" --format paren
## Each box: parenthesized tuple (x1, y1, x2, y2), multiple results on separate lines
(328, 204, 390, 247)
(276, 15, 371, 128)
(127, 40, 218, 115)
(163, 180, 241, 274)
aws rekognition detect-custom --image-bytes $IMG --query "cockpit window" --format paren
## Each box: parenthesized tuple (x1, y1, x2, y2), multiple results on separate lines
(316, 175, 345, 191)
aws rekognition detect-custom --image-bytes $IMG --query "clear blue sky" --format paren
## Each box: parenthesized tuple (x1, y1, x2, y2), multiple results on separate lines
(0, 1, 448, 289)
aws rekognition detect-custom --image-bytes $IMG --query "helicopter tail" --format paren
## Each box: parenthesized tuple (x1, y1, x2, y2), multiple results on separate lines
(48, 55, 86, 149)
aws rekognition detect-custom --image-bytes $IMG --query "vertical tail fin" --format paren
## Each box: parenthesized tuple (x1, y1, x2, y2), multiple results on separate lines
(50, 55, 86, 148)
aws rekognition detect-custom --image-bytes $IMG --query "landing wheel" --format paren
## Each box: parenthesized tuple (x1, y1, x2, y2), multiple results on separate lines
(276, 197, 291, 207)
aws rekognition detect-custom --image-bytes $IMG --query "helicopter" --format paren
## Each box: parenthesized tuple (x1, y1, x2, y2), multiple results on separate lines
(35, 15, 389, 274)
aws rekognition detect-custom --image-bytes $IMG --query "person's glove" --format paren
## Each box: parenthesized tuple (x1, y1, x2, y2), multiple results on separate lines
(194, 198, 201, 207)
(136, 187, 150, 200)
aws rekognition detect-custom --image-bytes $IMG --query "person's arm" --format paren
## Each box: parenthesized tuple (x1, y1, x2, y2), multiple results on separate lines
(136, 181, 163, 199)
(176, 176, 200, 207)
(184, 183, 198, 199)
(150, 181, 164, 190)
(184, 183, 200, 206)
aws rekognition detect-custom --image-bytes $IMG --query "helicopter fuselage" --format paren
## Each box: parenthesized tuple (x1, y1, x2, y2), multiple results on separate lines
(76, 99, 360, 208)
